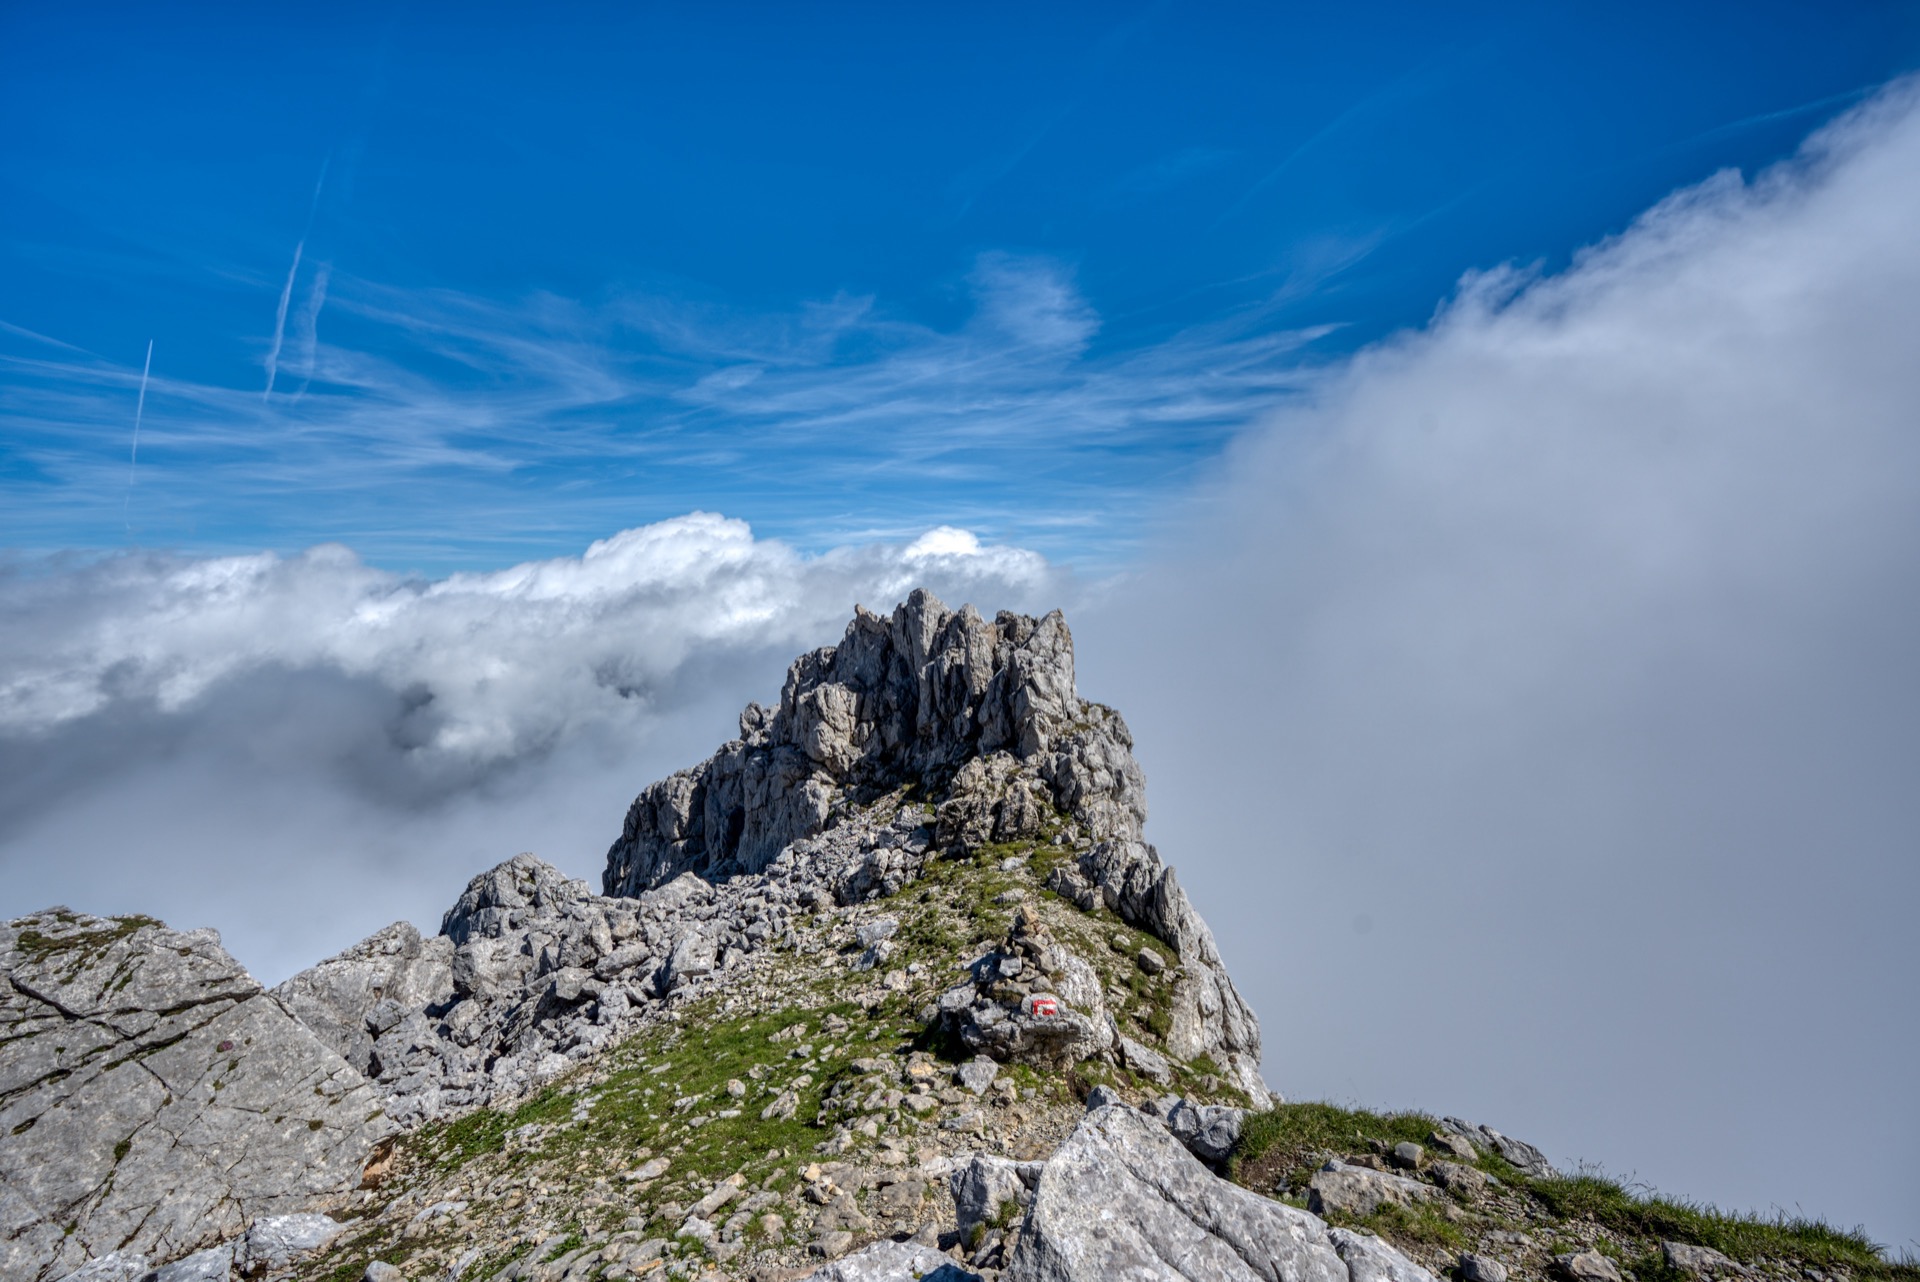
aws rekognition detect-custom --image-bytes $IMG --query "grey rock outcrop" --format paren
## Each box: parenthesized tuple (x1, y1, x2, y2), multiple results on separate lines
(1661, 1241, 1742, 1276)
(1308, 1161, 1442, 1218)
(271, 922, 454, 1079)
(0, 910, 390, 1282)
(604, 591, 1121, 893)
(949, 1154, 1044, 1234)
(1439, 1118, 1555, 1178)
(282, 592, 1270, 1121)
(1141, 1094, 1247, 1164)
(1005, 1105, 1436, 1282)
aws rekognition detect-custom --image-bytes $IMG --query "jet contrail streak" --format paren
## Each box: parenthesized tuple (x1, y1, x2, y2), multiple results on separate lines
(263, 239, 304, 401)
(264, 155, 332, 401)
(124, 339, 152, 535)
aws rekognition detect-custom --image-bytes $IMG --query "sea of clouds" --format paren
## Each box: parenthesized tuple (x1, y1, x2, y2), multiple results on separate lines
(2, 75, 1916, 1253)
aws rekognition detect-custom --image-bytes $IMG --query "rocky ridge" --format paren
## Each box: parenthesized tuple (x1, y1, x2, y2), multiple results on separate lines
(272, 592, 1264, 1128)
(2, 592, 1908, 1282)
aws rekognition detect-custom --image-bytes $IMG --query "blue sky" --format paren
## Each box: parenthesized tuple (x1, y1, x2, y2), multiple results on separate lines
(4, 1, 1918, 572)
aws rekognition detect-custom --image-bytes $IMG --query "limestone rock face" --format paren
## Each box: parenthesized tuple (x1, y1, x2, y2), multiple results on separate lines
(1007, 1106, 1435, 1282)
(270, 921, 454, 1078)
(0, 910, 390, 1282)
(603, 589, 1139, 894)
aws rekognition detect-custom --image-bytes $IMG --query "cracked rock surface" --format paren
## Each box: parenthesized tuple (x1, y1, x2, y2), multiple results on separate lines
(0, 910, 391, 1282)
(1007, 1105, 1433, 1282)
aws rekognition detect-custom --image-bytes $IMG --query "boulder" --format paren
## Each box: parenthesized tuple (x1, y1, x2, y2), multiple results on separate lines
(803, 1239, 981, 1281)
(143, 1246, 232, 1281)
(1459, 1254, 1509, 1282)
(1662, 1243, 1742, 1277)
(1144, 1095, 1246, 1164)
(235, 1213, 345, 1274)
(1307, 1161, 1441, 1218)
(949, 1154, 1043, 1233)
(270, 922, 454, 1076)
(1553, 1251, 1625, 1282)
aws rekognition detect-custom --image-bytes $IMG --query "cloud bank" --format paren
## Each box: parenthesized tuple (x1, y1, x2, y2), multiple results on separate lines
(0, 515, 1068, 980)
(1078, 81, 1920, 1248)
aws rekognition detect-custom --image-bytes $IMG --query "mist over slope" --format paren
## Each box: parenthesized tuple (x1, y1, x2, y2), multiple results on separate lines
(1077, 80, 1920, 1250)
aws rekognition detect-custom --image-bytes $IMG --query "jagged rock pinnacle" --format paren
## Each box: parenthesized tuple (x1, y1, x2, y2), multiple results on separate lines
(604, 588, 1144, 894)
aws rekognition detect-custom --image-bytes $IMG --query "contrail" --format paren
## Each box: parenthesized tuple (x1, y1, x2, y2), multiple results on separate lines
(264, 154, 332, 401)
(124, 339, 152, 535)
(263, 239, 304, 400)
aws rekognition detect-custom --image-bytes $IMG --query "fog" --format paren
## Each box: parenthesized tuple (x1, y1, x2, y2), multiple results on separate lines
(1077, 80, 1920, 1250)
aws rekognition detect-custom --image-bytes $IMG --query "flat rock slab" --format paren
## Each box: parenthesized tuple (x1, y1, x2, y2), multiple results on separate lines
(1007, 1105, 1435, 1282)
(0, 910, 391, 1282)
(803, 1240, 982, 1281)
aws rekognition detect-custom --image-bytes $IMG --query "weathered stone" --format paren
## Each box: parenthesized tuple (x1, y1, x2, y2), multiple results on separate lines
(949, 1154, 1042, 1233)
(1117, 1036, 1171, 1085)
(1440, 1119, 1553, 1178)
(1145, 1095, 1245, 1164)
(235, 1213, 344, 1273)
(1662, 1242, 1741, 1277)
(363, 1263, 404, 1282)
(811, 1231, 855, 1259)
(143, 1245, 231, 1282)
(1430, 1130, 1477, 1161)
(1389, 1142, 1423, 1170)
(1331, 1228, 1438, 1282)
(802, 1239, 979, 1281)
(53, 1255, 150, 1282)
(1307, 1161, 1441, 1218)
(272, 922, 454, 1077)
(0, 911, 391, 1282)
(1429, 1161, 1492, 1198)
(1008, 1107, 1433, 1282)
(1552, 1251, 1625, 1282)
(954, 1057, 999, 1095)
(1459, 1253, 1509, 1282)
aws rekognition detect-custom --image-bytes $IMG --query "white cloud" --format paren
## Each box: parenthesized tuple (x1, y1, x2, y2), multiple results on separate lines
(1079, 79, 1920, 1248)
(0, 515, 1071, 979)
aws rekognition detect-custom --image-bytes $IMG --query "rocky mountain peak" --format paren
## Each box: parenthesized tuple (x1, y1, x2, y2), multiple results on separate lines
(604, 589, 1145, 896)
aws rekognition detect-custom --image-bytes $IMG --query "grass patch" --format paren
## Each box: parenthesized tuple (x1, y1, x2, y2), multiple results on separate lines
(1228, 1101, 1439, 1194)
(1520, 1171, 1913, 1279)
(15, 914, 161, 968)
(1228, 1104, 1916, 1280)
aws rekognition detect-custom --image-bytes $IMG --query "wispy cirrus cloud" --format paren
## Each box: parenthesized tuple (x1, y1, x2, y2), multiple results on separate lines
(0, 252, 1327, 569)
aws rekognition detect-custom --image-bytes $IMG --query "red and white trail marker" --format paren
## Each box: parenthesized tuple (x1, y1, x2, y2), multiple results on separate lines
(1026, 994, 1059, 1018)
